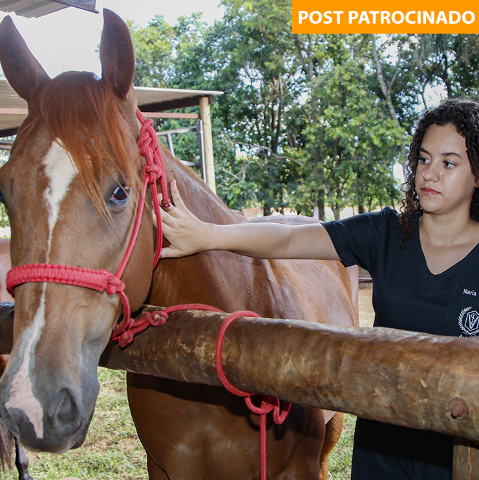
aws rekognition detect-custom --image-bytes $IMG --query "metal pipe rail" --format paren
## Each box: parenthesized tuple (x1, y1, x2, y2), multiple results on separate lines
(157, 121, 206, 178)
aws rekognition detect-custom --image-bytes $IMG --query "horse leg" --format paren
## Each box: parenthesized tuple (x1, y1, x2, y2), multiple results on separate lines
(15, 437, 34, 480)
(147, 453, 169, 480)
(319, 412, 344, 480)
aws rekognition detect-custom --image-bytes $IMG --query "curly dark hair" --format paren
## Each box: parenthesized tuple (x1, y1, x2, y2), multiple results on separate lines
(398, 98, 479, 248)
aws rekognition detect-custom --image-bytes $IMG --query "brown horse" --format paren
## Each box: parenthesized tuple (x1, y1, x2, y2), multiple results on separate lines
(0, 10, 358, 480)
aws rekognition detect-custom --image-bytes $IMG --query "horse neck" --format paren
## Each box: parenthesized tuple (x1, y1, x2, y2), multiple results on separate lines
(149, 145, 254, 311)
(161, 144, 245, 226)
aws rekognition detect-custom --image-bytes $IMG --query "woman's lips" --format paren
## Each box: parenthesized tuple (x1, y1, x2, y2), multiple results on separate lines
(421, 187, 440, 195)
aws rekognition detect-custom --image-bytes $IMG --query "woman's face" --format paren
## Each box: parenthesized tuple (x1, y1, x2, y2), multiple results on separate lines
(415, 123, 478, 218)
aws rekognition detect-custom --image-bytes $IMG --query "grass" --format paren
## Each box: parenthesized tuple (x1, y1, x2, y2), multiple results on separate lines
(2, 369, 356, 479)
(328, 413, 356, 479)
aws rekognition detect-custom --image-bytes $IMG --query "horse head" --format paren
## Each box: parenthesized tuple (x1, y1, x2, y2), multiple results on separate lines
(0, 10, 157, 452)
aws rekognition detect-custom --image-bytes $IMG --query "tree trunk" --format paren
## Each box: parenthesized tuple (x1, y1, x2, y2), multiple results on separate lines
(316, 196, 325, 221)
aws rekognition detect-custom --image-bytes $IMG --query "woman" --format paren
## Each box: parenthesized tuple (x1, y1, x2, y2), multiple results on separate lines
(159, 98, 479, 479)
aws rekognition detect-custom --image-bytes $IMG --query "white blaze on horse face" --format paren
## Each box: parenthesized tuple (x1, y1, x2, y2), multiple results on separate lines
(4, 140, 78, 439)
(5, 293, 46, 438)
(42, 140, 78, 258)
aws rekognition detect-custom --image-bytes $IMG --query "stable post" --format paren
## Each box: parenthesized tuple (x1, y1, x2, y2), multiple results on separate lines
(199, 96, 216, 193)
(453, 439, 479, 479)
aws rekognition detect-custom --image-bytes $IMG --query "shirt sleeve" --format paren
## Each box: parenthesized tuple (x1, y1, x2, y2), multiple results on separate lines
(323, 207, 396, 273)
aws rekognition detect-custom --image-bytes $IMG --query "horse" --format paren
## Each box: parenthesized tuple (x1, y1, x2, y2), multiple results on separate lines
(0, 10, 358, 480)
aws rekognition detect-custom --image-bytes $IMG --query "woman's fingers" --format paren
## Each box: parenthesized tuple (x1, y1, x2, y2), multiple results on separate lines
(158, 179, 208, 258)
(159, 243, 181, 258)
(167, 180, 185, 213)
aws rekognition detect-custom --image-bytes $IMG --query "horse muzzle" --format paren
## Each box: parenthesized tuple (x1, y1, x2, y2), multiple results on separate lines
(0, 357, 99, 453)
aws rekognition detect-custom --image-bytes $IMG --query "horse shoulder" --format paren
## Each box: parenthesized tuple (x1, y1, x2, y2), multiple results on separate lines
(248, 216, 358, 327)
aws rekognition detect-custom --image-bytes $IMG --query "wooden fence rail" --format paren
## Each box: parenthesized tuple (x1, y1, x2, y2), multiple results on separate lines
(0, 302, 478, 478)
(0, 302, 478, 440)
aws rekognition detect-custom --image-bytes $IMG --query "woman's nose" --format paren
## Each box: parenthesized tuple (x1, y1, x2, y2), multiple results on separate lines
(422, 162, 440, 182)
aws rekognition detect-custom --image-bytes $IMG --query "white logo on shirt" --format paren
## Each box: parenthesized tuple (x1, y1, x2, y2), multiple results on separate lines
(463, 288, 477, 296)
(458, 306, 479, 337)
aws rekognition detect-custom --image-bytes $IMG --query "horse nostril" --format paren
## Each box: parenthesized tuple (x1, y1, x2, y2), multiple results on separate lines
(52, 388, 80, 430)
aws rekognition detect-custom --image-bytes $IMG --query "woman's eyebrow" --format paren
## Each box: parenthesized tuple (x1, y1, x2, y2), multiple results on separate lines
(419, 147, 463, 158)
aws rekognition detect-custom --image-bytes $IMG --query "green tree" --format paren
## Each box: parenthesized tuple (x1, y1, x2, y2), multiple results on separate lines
(130, 6, 472, 219)
(414, 34, 479, 100)
(218, 2, 403, 217)
(129, 16, 175, 87)
(296, 35, 403, 218)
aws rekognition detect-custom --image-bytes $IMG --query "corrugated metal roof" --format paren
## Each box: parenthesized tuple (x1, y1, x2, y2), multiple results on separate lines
(0, 0, 97, 18)
(0, 77, 223, 136)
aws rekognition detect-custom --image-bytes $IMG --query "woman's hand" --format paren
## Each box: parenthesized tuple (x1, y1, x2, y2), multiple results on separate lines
(159, 180, 212, 258)
(157, 180, 340, 261)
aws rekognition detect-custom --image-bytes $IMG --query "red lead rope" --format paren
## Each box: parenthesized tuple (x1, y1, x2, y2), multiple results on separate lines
(215, 310, 292, 480)
(5, 108, 291, 480)
(128, 304, 292, 480)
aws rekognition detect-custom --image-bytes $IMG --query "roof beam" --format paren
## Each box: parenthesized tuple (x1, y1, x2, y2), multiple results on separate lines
(139, 95, 214, 113)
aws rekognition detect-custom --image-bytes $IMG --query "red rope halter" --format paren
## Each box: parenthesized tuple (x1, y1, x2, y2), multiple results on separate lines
(6, 109, 170, 338)
(6, 108, 291, 479)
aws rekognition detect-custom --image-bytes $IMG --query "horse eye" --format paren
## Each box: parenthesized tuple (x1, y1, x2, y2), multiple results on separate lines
(110, 185, 130, 204)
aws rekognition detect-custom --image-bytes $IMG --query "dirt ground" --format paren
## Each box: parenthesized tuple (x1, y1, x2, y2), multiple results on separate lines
(358, 283, 374, 327)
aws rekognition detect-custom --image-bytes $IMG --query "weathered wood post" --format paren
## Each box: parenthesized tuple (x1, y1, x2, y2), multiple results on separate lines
(453, 439, 479, 479)
(199, 96, 216, 193)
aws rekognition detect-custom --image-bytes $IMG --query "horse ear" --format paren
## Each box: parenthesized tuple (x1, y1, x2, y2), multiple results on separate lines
(0, 15, 50, 102)
(100, 9, 135, 100)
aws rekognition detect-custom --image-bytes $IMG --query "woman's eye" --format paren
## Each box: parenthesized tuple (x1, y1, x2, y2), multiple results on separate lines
(444, 161, 456, 168)
(418, 157, 429, 164)
(110, 185, 130, 204)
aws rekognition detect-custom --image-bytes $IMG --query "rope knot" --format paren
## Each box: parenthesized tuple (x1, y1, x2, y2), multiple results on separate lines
(137, 118, 157, 155)
(143, 310, 167, 327)
(138, 139, 154, 158)
(142, 117, 155, 132)
(118, 330, 134, 348)
(143, 163, 162, 183)
(105, 275, 125, 295)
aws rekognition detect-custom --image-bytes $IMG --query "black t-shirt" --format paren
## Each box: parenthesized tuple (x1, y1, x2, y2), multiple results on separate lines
(322, 207, 479, 479)
(324, 206, 479, 337)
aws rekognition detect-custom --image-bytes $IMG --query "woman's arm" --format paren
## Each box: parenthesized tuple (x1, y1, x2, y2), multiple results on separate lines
(160, 180, 340, 261)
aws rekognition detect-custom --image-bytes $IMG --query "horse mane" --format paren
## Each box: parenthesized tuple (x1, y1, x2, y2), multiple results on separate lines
(28, 71, 140, 214)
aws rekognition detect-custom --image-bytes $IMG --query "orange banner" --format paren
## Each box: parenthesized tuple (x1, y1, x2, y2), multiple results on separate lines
(292, 0, 479, 33)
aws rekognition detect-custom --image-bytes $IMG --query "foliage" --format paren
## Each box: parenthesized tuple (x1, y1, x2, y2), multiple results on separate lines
(144, 3, 406, 216)
(297, 35, 403, 218)
(413, 34, 479, 101)
(128, 16, 175, 87)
